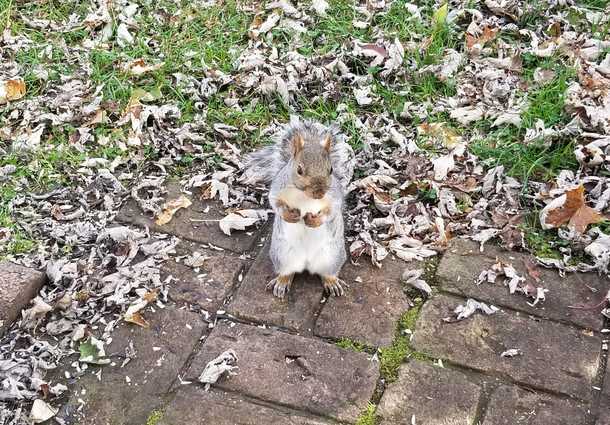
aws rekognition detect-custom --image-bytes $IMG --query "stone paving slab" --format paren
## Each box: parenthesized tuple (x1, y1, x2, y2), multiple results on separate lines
(117, 181, 263, 253)
(482, 385, 588, 425)
(437, 238, 607, 330)
(314, 257, 410, 347)
(227, 241, 324, 334)
(185, 320, 379, 423)
(54, 305, 206, 425)
(160, 387, 335, 425)
(0, 261, 46, 338)
(162, 241, 247, 311)
(376, 359, 481, 425)
(412, 294, 601, 400)
(596, 406, 610, 425)
(599, 364, 610, 425)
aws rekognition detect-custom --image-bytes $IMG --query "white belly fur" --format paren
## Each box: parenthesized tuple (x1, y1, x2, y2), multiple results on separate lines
(277, 220, 335, 276)
(278, 187, 329, 217)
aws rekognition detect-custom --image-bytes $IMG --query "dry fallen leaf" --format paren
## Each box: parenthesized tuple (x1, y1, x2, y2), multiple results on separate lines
(0, 77, 26, 104)
(523, 257, 541, 282)
(219, 209, 262, 235)
(124, 288, 159, 327)
(543, 185, 605, 234)
(125, 58, 165, 76)
(155, 194, 193, 226)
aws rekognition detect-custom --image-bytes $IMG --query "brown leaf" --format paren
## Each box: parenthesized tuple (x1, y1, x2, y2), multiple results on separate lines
(155, 194, 193, 226)
(522, 258, 541, 282)
(2, 78, 26, 103)
(498, 224, 524, 249)
(143, 287, 159, 302)
(480, 25, 499, 43)
(124, 311, 150, 327)
(465, 33, 479, 51)
(50, 204, 65, 221)
(40, 383, 50, 398)
(545, 185, 605, 234)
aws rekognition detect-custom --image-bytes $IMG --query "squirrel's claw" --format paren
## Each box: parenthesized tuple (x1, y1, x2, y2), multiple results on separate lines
(266, 274, 294, 298)
(322, 277, 347, 297)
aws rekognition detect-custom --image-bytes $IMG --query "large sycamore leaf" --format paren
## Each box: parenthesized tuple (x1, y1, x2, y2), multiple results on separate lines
(543, 185, 605, 234)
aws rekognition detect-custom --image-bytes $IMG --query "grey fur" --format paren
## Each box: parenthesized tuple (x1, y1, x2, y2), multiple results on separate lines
(243, 116, 355, 190)
(244, 117, 354, 293)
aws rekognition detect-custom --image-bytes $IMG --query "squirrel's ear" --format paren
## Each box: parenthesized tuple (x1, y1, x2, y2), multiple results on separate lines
(293, 132, 304, 156)
(322, 133, 332, 152)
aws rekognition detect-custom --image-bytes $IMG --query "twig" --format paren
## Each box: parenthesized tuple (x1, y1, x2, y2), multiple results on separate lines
(461, 252, 499, 261)
(568, 295, 608, 310)
(573, 271, 596, 292)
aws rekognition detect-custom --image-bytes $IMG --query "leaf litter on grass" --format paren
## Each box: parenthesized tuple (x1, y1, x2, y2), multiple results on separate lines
(1, 0, 610, 423)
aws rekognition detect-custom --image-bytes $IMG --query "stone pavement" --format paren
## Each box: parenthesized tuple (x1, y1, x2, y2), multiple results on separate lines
(2, 187, 609, 424)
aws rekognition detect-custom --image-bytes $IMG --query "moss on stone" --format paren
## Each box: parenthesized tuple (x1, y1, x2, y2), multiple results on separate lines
(354, 402, 377, 425)
(146, 409, 164, 425)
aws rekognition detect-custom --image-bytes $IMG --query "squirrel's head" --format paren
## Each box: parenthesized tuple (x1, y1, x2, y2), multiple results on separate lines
(291, 131, 332, 200)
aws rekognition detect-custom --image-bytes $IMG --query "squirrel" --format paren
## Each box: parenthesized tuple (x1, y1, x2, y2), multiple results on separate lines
(244, 117, 354, 298)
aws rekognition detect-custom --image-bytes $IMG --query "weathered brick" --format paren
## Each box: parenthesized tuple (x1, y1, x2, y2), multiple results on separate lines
(160, 387, 335, 425)
(482, 385, 588, 425)
(53, 305, 206, 425)
(437, 238, 605, 330)
(185, 321, 379, 423)
(163, 241, 246, 311)
(0, 261, 46, 337)
(314, 257, 411, 347)
(377, 359, 481, 425)
(412, 294, 601, 400)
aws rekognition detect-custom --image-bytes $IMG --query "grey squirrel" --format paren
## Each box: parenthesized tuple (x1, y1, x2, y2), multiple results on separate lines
(244, 118, 355, 298)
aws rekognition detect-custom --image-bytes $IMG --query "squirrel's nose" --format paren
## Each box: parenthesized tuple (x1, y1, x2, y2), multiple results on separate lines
(312, 189, 326, 199)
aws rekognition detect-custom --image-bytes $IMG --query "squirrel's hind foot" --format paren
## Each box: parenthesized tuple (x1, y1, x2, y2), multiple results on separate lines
(322, 276, 347, 297)
(266, 274, 294, 298)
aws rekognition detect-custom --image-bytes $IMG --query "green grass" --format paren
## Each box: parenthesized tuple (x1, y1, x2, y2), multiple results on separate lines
(355, 402, 377, 425)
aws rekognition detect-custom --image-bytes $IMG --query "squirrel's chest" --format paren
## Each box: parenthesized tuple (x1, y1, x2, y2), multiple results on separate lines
(278, 187, 329, 217)
(281, 219, 332, 250)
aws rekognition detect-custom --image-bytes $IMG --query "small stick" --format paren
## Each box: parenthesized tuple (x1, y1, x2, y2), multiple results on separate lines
(572, 271, 596, 292)
(461, 252, 500, 261)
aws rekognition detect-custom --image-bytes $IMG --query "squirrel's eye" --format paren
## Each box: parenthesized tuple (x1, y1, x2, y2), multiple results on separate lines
(297, 165, 303, 175)
(330, 167, 333, 174)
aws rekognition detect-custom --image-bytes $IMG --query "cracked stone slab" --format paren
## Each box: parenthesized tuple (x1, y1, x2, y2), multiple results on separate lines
(227, 241, 324, 334)
(482, 385, 588, 425)
(412, 294, 601, 400)
(53, 305, 206, 425)
(185, 320, 379, 423)
(163, 241, 247, 311)
(160, 387, 335, 425)
(314, 257, 410, 347)
(376, 359, 481, 425)
(437, 238, 606, 330)
(117, 181, 264, 253)
(0, 261, 46, 338)
(598, 364, 610, 425)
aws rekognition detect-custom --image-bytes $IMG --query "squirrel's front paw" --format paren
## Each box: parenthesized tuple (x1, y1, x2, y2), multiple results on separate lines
(266, 274, 294, 298)
(304, 212, 323, 228)
(282, 207, 301, 223)
(322, 277, 347, 297)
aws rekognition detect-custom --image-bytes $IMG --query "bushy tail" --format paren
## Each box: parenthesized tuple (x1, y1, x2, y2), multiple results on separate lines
(242, 116, 355, 189)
